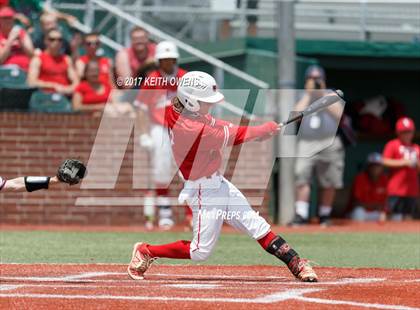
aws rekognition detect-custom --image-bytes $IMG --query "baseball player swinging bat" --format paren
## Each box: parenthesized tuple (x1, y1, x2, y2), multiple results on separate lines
(278, 89, 345, 128)
(128, 71, 322, 283)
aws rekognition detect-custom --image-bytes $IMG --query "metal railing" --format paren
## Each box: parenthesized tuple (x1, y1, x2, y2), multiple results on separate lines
(53, 0, 420, 43)
(53, 0, 269, 89)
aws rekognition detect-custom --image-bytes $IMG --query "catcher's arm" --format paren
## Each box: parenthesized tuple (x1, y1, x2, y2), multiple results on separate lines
(0, 159, 86, 193)
(0, 176, 61, 193)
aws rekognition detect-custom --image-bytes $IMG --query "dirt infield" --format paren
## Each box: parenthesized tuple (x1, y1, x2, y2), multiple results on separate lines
(1, 264, 419, 310)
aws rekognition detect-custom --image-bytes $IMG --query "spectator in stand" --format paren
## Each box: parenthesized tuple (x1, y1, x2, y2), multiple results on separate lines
(32, 12, 80, 59)
(220, 0, 259, 39)
(135, 41, 187, 230)
(348, 153, 388, 222)
(115, 26, 155, 89)
(382, 117, 419, 221)
(0, 0, 77, 30)
(27, 28, 78, 95)
(0, 6, 33, 71)
(75, 32, 114, 87)
(73, 60, 111, 116)
(73, 60, 135, 117)
(0, 0, 31, 29)
(288, 65, 345, 227)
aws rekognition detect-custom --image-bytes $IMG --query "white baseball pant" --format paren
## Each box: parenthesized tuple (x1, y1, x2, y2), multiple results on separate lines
(150, 124, 173, 185)
(179, 173, 271, 261)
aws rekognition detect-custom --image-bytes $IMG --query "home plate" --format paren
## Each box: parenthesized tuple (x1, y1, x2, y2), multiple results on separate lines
(165, 284, 220, 289)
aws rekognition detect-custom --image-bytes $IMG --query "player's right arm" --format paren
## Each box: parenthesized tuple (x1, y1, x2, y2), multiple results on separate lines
(115, 49, 132, 89)
(1, 160, 86, 193)
(382, 141, 414, 168)
(199, 121, 280, 150)
(0, 176, 60, 193)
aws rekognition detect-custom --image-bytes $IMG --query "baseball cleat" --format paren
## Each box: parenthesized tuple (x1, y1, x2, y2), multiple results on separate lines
(127, 242, 155, 280)
(319, 216, 332, 227)
(287, 256, 318, 282)
(145, 221, 154, 231)
(287, 214, 308, 227)
(158, 218, 174, 231)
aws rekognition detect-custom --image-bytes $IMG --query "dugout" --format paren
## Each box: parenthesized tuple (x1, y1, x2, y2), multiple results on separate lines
(181, 38, 420, 218)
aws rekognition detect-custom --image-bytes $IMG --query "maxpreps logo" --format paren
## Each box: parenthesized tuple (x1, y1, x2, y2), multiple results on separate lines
(76, 89, 345, 207)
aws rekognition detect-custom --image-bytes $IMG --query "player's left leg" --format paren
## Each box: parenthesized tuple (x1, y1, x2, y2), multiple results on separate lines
(223, 177, 318, 282)
(315, 139, 345, 226)
(128, 174, 227, 280)
(151, 124, 174, 230)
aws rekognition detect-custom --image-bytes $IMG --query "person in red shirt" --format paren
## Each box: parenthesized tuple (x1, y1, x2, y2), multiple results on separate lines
(73, 60, 134, 118)
(348, 152, 388, 222)
(115, 26, 156, 89)
(75, 32, 114, 87)
(383, 117, 419, 221)
(135, 41, 187, 230)
(0, 7, 33, 71)
(27, 28, 78, 95)
(73, 60, 111, 114)
(127, 71, 318, 283)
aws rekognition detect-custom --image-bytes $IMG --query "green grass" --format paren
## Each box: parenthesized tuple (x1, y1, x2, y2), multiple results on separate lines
(1, 230, 419, 269)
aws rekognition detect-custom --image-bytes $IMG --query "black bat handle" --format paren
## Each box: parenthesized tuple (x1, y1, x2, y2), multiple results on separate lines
(279, 112, 304, 127)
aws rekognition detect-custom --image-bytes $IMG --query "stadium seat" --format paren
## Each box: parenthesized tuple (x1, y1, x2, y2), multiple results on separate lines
(29, 90, 73, 113)
(0, 66, 28, 88)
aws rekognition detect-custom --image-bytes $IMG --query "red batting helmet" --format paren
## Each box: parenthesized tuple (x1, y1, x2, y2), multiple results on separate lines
(396, 117, 415, 133)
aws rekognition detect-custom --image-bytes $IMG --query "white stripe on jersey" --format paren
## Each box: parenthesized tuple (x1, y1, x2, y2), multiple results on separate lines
(222, 125, 229, 148)
(0, 177, 6, 191)
(210, 117, 216, 127)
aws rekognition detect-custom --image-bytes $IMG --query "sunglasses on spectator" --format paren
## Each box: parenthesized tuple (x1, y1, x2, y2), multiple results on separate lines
(48, 37, 63, 42)
(85, 41, 100, 46)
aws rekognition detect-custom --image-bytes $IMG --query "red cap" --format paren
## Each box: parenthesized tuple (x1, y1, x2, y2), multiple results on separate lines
(0, 6, 15, 18)
(396, 117, 415, 133)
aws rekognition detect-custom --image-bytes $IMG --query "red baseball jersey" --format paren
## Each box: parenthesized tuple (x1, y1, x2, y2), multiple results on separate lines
(137, 68, 187, 126)
(351, 171, 388, 210)
(383, 138, 419, 197)
(0, 28, 30, 71)
(164, 104, 278, 181)
(79, 55, 112, 84)
(75, 81, 111, 105)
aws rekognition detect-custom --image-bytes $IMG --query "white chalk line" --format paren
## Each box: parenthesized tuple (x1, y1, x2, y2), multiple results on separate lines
(296, 296, 420, 310)
(1, 288, 418, 310)
(0, 272, 123, 282)
(0, 288, 320, 304)
(0, 274, 417, 309)
(0, 271, 387, 287)
(0, 285, 21, 291)
(0, 283, 221, 291)
(0, 277, 385, 292)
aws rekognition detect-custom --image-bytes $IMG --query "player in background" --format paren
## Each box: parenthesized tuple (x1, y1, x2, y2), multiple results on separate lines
(135, 41, 187, 230)
(0, 159, 86, 192)
(347, 152, 388, 222)
(382, 117, 419, 221)
(128, 71, 318, 282)
(289, 65, 345, 227)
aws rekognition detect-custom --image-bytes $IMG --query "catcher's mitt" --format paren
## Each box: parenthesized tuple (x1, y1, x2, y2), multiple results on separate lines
(57, 159, 87, 185)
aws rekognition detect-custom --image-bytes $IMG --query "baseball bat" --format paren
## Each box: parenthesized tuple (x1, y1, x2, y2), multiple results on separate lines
(279, 89, 345, 127)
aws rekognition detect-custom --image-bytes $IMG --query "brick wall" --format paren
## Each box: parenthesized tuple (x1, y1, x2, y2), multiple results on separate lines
(0, 113, 273, 226)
